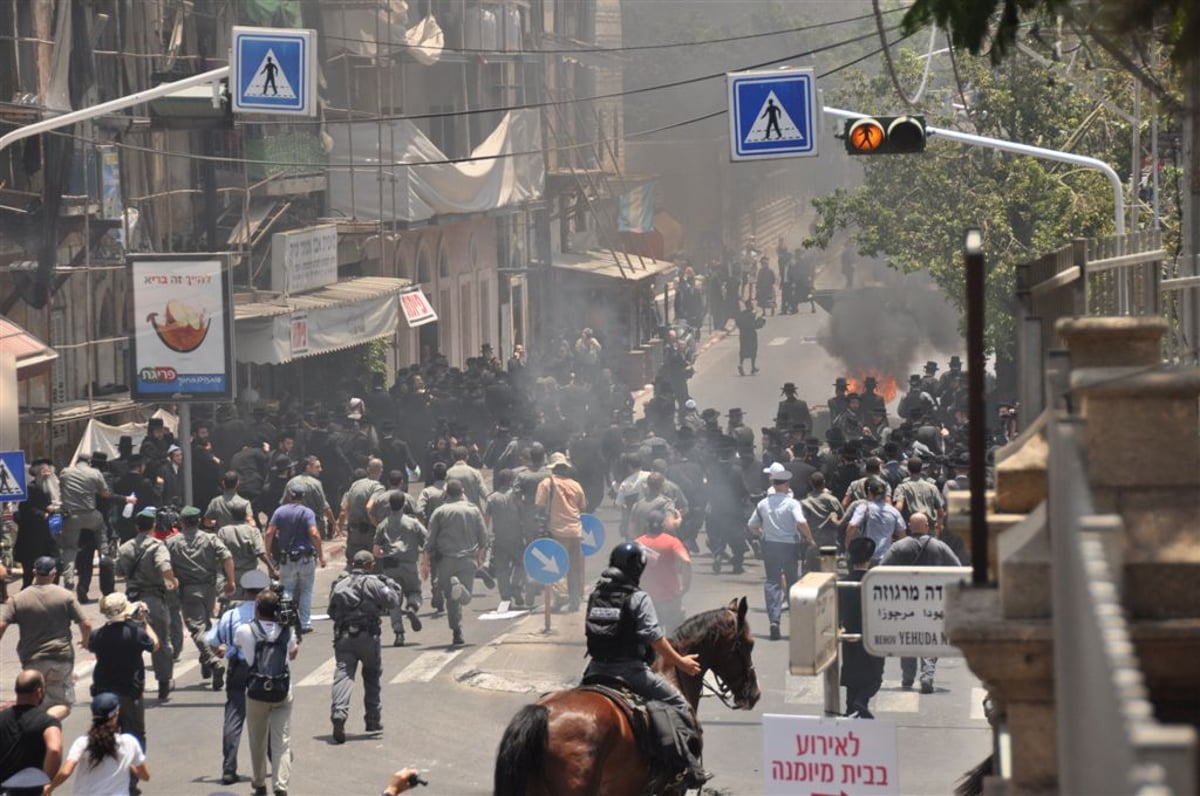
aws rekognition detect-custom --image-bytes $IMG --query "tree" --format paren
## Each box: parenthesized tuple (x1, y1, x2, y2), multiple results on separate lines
(803, 47, 1154, 358)
(903, 0, 1198, 68)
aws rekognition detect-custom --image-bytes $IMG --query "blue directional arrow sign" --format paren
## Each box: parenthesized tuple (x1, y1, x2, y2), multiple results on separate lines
(580, 513, 606, 557)
(727, 68, 818, 161)
(0, 451, 28, 502)
(524, 538, 569, 585)
(232, 26, 317, 117)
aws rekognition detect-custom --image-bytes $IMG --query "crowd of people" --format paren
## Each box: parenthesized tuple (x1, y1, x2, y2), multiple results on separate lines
(0, 218, 1010, 790)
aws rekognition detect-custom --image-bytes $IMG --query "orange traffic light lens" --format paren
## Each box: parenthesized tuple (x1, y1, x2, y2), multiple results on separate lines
(848, 119, 885, 152)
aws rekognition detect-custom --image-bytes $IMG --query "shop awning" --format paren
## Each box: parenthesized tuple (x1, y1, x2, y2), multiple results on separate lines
(233, 276, 411, 365)
(0, 315, 58, 376)
(550, 250, 676, 282)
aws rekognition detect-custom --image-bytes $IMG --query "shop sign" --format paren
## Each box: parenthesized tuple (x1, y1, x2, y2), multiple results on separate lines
(399, 287, 437, 327)
(271, 224, 338, 294)
(129, 255, 234, 401)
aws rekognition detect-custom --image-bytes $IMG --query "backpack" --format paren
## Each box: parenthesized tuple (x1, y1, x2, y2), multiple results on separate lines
(246, 620, 291, 702)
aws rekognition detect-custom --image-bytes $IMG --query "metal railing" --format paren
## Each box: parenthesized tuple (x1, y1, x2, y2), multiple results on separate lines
(1046, 358, 1197, 794)
(1014, 231, 1191, 421)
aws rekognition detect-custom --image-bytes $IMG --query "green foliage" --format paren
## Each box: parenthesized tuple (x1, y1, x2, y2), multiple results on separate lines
(804, 48, 1128, 357)
(903, 0, 1198, 65)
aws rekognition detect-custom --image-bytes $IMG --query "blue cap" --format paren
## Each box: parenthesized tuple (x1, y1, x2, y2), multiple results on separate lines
(91, 692, 121, 719)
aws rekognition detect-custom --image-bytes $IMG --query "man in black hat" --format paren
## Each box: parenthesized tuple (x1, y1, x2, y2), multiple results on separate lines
(860, 377, 888, 424)
(937, 355, 963, 402)
(899, 374, 936, 422)
(703, 442, 750, 574)
(919, 361, 940, 399)
(111, 436, 137, 482)
(833, 393, 867, 443)
(15, 459, 60, 590)
(139, 417, 174, 483)
(839, 536, 884, 718)
(110, 455, 157, 545)
(827, 378, 849, 420)
(775, 383, 812, 434)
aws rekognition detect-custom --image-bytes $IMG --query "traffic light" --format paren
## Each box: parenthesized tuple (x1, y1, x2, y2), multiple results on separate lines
(844, 115, 927, 155)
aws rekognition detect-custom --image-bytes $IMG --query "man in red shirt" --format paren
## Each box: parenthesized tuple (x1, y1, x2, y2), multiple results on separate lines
(634, 510, 692, 634)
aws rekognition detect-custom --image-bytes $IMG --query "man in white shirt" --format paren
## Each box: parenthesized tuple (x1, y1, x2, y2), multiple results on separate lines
(747, 463, 814, 641)
(233, 590, 298, 796)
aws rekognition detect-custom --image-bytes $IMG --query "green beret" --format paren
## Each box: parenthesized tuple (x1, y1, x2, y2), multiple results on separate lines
(136, 507, 158, 519)
(180, 506, 202, 519)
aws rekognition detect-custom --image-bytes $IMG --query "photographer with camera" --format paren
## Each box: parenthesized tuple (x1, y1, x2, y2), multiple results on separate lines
(327, 551, 399, 744)
(89, 593, 158, 757)
(264, 484, 326, 634)
(207, 570, 272, 786)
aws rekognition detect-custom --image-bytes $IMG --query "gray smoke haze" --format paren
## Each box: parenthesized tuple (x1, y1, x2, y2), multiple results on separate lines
(819, 271, 961, 382)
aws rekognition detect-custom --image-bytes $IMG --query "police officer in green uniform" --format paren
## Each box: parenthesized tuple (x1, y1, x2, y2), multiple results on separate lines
(328, 550, 399, 744)
(339, 460, 385, 566)
(166, 506, 236, 690)
(583, 543, 709, 788)
(215, 502, 275, 591)
(116, 509, 178, 701)
(371, 493, 426, 647)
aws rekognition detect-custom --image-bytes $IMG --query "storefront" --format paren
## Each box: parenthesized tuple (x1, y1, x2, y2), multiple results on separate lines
(233, 276, 411, 401)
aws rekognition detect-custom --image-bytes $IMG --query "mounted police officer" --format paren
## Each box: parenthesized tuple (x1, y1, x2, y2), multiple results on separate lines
(328, 550, 400, 744)
(582, 543, 709, 789)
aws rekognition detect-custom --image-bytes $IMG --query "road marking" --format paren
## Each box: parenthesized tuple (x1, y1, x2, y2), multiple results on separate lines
(391, 650, 461, 684)
(296, 656, 338, 687)
(767, 337, 789, 346)
(970, 687, 988, 720)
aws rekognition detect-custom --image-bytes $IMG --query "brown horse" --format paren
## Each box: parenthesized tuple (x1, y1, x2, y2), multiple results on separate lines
(493, 597, 761, 796)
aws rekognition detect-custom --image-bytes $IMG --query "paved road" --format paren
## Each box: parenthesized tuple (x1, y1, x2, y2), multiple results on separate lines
(1, 305, 990, 794)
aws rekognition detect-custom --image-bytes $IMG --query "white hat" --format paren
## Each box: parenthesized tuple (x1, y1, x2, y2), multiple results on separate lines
(684, 399, 697, 410)
(347, 397, 365, 421)
(762, 462, 789, 481)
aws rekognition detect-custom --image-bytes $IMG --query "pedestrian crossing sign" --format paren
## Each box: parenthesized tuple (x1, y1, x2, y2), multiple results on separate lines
(727, 68, 818, 161)
(0, 451, 28, 502)
(232, 26, 317, 117)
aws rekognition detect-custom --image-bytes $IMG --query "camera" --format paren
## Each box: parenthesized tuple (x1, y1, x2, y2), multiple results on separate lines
(269, 579, 301, 634)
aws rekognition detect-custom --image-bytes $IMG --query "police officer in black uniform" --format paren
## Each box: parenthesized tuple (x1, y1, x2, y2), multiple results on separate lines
(583, 543, 708, 788)
(327, 550, 400, 744)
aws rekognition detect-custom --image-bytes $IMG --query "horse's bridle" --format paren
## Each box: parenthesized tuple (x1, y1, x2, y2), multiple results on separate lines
(700, 613, 757, 710)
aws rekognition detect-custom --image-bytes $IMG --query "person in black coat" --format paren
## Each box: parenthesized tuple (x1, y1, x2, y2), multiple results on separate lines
(734, 300, 764, 376)
(840, 536, 886, 718)
(15, 458, 60, 588)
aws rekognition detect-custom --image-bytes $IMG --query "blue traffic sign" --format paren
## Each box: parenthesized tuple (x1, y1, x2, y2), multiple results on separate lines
(524, 537, 569, 585)
(580, 513, 606, 557)
(0, 451, 28, 502)
(727, 68, 818, 161)
(232, 26, 317, 117)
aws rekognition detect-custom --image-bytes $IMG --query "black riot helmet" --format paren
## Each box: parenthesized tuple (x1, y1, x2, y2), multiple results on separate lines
(609, 542, 647, 584)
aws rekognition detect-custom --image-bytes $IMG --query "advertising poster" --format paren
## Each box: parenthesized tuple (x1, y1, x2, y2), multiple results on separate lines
(130, 255, 234, 401)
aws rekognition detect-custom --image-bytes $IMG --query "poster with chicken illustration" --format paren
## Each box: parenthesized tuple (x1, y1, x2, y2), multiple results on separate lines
(130, 256, 234, 401)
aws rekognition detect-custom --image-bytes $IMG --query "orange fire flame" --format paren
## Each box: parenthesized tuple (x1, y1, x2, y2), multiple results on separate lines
(846, 373, 899, 403)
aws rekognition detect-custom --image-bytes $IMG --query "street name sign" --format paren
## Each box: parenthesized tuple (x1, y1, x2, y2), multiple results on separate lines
(232, 26, 317, 116)
(0, 451, 28, 501)
(580, 513, 606, 557)
(788, 571, 838, 675)
(763, 713, 898, 795)
(727, 68, 818, 161)
(860, 566, 971, 657)
(524, 537, 569, 585)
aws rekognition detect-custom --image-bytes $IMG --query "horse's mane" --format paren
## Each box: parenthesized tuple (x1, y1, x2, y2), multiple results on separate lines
(668, 606, 730, 649)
